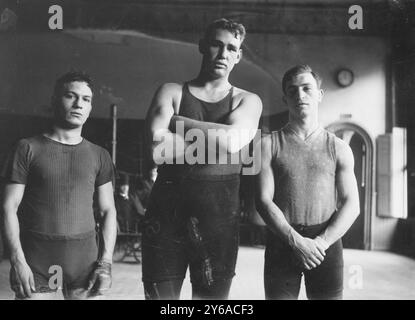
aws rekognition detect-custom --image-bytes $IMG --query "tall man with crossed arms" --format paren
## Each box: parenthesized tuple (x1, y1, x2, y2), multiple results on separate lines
(143, 18, 262, 299)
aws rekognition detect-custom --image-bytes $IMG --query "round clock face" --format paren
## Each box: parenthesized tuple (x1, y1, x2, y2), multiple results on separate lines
(337, 69, 354, 87)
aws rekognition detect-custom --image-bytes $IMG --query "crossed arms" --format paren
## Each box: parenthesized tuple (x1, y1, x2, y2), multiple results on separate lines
(145, 83, 263, 165)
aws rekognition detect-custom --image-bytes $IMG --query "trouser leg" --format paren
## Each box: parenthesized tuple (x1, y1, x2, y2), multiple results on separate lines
(304, 239, 344, 300)
(143, 279, 184, 300)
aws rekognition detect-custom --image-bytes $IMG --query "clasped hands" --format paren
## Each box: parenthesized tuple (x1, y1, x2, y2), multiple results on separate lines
(288, 230, 330, 270)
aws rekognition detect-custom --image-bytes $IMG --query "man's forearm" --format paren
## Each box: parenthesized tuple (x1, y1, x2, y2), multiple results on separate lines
(171, 115, 254, 153)
(99, 209, 117, 263)
(151, 128, 191, 164)
(319, 199, 360, 246)
(173, 115, 232, 132)
(257, 198, 328, 269)
(256, 198, 300, 245)
(3, 207, 25, 264)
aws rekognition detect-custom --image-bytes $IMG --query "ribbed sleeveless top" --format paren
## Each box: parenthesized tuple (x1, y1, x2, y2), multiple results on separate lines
(158, 83, 242, 178)
(270, 125, 337, 225)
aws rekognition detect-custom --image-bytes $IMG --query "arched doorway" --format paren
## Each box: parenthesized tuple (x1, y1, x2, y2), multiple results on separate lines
(326, 122, 374, 250)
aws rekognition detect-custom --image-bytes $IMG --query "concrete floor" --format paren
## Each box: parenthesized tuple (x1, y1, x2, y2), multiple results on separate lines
(0, 247, 414, 300)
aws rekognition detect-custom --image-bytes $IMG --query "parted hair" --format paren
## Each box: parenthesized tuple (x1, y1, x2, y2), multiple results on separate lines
(282, 65, 322, 94)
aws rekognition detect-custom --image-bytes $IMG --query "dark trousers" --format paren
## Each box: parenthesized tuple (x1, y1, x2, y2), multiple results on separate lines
(142, 174, 240, 300)
(264, 221, 344, 300)
(19, 230, 98, 297)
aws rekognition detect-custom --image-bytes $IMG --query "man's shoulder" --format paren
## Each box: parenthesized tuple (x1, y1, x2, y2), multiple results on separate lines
(323, 128, 337, 138)
(265, 126, 288, 145)
(83, 139, 107, 151)
(14, 135, 44, 149)
(158, 82, 183, 95)
(152, 83, 184, 107)
(22, 134, 44, 143)
(2, 136, 43, 170)
(326, 132, 353, 163)
(82, 139, 111, 156)
(231, 87, 262, 113)
(232, 86, 260, 100)
(269, 125, 289, 138)
(325, 130, 349, 148)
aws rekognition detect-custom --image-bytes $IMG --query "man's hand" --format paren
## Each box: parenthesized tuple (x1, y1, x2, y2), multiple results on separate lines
(288, 230, 326, 270)
(314, 236, 330, 252)
(10, 259, 36, 299)
(87, 260, 112, 296)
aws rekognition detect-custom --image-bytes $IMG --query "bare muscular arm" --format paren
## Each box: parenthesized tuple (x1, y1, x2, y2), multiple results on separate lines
(145, 83, 190, 165)
(317, 139, 360, 246)
(2, 183, 35, 298)
(170, 91, 262, 153)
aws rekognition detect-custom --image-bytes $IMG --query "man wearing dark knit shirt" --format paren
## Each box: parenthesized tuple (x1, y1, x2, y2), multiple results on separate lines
(1, 72, 117, 299)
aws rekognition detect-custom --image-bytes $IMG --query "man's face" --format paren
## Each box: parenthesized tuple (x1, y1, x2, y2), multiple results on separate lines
(119, 184, 129, 195)
(283, 72, 323, 120)
(54, 81, 93, 128)
(200, 28, 242, 78)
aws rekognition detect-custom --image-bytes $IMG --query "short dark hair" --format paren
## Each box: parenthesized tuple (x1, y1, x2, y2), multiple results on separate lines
(282, 65, 322, 94)
(53, 71, 94, 98)
(203, 18, 246, 43)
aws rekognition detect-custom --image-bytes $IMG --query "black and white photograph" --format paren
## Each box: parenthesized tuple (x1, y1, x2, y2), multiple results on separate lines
(0, 0, 414, 305)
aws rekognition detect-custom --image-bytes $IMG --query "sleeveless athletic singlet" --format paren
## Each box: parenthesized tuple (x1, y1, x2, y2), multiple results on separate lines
(158, 83, 242, 178)
(270, 125, 337, 225)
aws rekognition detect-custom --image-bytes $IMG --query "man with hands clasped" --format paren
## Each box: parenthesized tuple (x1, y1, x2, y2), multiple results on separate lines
(256, 65, 360, 300)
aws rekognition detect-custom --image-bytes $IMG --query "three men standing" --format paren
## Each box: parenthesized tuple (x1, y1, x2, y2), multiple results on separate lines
(1, 24, 359, 301)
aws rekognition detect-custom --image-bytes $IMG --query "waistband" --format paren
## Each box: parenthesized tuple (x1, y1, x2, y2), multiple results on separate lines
(266, 220, 332, 244)
(157, 173, 240, 182)
(21, 229, 97, 241)
(287, 220, 331, 238)
(290, 219, 330, 232)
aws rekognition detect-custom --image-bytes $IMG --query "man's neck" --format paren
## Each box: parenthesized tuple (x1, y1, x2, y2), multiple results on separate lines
(193, 71, 231, 91)
(45, 126, 83, 145)
(287, 117, 320, 140)
(189, 75, 232, 103)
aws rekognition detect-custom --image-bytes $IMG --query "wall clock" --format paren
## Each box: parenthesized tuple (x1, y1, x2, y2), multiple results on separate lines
(336, 69, 354, 87)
